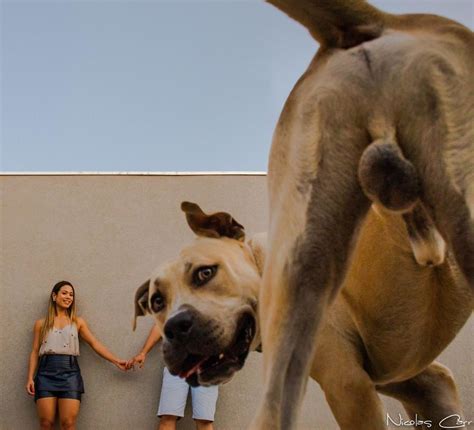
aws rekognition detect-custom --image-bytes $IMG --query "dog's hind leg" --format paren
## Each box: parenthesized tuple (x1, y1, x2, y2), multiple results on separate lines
(252, 190, 370, 429)
(395, 54, 474, 287)
(412, 138, 474, 287)
(421, 172, 474, 287)
(252, 109, 371, 428)
(311, 325, 386, 430)
(377, 362, 463, 430)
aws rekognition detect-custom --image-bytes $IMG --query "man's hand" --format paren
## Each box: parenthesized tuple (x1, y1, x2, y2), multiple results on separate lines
(127, 352, 146, 370)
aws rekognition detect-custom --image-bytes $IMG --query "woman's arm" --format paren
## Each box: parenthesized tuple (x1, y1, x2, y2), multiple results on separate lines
(77, 317, 127, 371)
(129, 324, 162, 369)
(26, 319, 43, 395)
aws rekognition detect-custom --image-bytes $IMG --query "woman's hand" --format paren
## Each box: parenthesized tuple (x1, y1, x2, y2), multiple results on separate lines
(26, 378, 35, 396)
(114, 359, 128, 371)
(26, 320, 42, 397)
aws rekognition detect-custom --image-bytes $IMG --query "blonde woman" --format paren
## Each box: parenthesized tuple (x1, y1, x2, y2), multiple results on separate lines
(26, 281, 127, 430)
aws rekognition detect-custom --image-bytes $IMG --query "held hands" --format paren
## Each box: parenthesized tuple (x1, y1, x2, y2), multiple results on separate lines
(113, 359, 129, 372)
(26, 378, 35, 396)
(125, 352, 146, 371)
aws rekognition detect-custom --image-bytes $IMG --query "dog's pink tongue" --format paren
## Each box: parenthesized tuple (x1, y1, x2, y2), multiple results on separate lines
(180, 357, 208, 379)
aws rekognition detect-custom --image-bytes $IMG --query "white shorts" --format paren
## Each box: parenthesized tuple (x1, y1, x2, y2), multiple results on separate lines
(157, 367, 219, 422)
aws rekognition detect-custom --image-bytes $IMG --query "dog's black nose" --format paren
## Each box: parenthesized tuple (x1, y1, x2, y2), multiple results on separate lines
(164, 312, 194, 343)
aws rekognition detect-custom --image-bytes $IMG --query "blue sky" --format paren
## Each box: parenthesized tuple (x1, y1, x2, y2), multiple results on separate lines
(1, 0, 472, 172)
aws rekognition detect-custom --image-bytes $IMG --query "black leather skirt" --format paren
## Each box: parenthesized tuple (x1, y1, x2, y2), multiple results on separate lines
(34, 355, 84, 401)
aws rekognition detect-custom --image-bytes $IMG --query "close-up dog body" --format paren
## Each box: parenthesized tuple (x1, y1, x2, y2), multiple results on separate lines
(134, 202, 472, 429)
(254, 0, 473, 428)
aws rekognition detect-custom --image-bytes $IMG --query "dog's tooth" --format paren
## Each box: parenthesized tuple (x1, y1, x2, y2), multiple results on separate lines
(219, 353, 224, 360)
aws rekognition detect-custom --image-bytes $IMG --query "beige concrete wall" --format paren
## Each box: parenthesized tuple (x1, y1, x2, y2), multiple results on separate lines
(0, 174, 472, 430)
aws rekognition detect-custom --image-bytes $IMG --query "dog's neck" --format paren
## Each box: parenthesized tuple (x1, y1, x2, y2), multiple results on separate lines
(246, 233, 268, 277)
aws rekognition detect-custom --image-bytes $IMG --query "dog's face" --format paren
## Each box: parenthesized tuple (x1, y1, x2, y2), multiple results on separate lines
(134, 202, 264, 386)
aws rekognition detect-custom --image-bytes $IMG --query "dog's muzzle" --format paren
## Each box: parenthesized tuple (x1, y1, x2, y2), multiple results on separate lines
(162, 308, 256, 386)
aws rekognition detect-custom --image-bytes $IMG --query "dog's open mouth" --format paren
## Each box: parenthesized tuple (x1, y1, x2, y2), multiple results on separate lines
(175, 313, 256, 386)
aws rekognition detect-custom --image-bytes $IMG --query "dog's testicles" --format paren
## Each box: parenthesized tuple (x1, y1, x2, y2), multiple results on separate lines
(358, 138, 447, 266)
(358, 138, 420, 213)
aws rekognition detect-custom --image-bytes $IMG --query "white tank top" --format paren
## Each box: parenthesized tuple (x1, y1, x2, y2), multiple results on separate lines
(39, 323, 80, 356)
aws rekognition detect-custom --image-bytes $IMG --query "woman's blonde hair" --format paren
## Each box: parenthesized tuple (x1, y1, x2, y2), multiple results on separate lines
(40, 281, 78, 344)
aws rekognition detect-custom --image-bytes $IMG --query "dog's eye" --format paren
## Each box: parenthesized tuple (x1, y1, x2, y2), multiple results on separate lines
(150, 292, 165, 313)
(193, 265, 218, 287)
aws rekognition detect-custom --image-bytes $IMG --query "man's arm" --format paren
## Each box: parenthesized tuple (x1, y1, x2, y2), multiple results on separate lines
(129, 324, 162, 369)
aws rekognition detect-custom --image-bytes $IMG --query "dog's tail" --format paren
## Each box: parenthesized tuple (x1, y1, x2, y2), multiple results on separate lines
(267, 0, 389, 48)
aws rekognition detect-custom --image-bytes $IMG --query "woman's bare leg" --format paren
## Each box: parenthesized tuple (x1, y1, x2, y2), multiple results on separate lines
(58, 398, 80, 430)
(36, 397, 57, 430)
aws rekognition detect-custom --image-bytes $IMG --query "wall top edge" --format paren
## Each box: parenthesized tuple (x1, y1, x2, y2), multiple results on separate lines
(0, 171, 267, 177)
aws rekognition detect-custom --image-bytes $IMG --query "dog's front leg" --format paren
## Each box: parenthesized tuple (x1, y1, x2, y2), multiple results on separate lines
(252, 155, 371, 429)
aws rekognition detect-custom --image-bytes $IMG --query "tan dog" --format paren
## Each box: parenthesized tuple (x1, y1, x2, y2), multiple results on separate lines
(134, 202, 262, 386)
(252, 1, 474, 429)
(134, 202, 472, 429)
(135, 1, 473, 428)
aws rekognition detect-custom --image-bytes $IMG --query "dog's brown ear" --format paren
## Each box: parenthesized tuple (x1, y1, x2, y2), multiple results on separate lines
(133, 280, 150, 331)
(181, 202, 245, 241)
